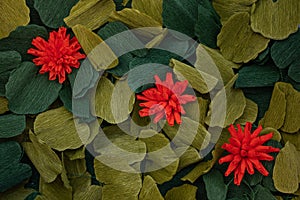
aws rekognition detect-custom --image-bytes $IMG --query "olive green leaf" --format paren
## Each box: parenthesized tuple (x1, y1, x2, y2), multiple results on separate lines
(38, 176, 72, 200)
(62, 153, 86, 179)
(282, 132, 300, 151)
(132, 0, 163, 24)
(72, 24, 118, 71)
(184, 97, 209, 124)
(217, 12, 270, 63)
(0, 0, 30, 39)
(176, 147, 202, 171)
(235, 98, 258, 125)
(273, 142, 300, 193)
(0, 97, 8, 114)
(206, 74, 246, 128)
(64, 0, 115, 30)
(0, 183, 35, 200)
(260, 127, 282, 142)
(139, 175, 164, 200)
(170, 59, 218, 94)
(64, 146, 86, 160)
(165, 184, 197, 200)
(0, 114, 26, 138)
(22, 131, 63, 183)
(5, 62, 62, 114)
(95, 77, 135, 124)
(203, 169, 227, 200)
(251, 0, 300, 40)
(34, 107, 85, 151)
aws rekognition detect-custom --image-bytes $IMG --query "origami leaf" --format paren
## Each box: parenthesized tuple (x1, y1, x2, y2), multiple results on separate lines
(38, 176, 72, 200)
(5, 62, 62, 114)
(0, 114, 25, 138)
(0, 97, 8, 114)
(195, 0, 222, 48)
(132, 0, 163, 24)
(34, 107, 85, 151)
(139, 175, 164, 200)
(164, 184, 197, 200)
(34, 0, 78, 28)
(72, 24, 118, 71)
(206, 74, 246, 127)
(22, 131, 63, 183)
(203, 169, 227, 200)
(64, 0, 115, 30)
(0, 25, 48, 61)
(251, 0, 300, 40)
(162, 0, 198, 37)
(0, 141, 32, 192)
(0, 50, 22, 95)
(217, 12, 270, 63)
(273, 142, 300, 193)
(0, 0, 30, 39)
(235, 98, 258, 125)
(95, 77, 135, 124)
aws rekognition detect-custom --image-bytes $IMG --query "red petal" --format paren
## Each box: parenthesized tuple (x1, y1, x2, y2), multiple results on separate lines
(250, 133, 273, 147)
(251, 125, 263, 138)
(249, 158, 269, 176)
(219, 154, 234, 164)
(221, 143, 240, 154)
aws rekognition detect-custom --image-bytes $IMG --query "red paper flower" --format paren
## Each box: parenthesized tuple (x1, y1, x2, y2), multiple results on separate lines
(137, 72, 196, 126)
(219, 122, 280, 186)
(27, 27, 86, 84)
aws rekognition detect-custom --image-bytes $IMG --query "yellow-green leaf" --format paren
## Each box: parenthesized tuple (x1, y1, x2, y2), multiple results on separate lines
(176, 147, 202, 171)
(235, 98, 258, 125)
(184, 97, 209, 125)
(0, 97, 9, 114)
(139, 175, 164, 200)
(0, 183, 35, 200)
(260, 127, 282, 142)
(39, 176, 72, 200)
(282, 132, 300, 151)
(165, 184, 197, 200)
(132, 0, 163, 24)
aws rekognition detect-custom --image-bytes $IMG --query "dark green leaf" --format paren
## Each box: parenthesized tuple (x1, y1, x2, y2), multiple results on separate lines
(203, 169, 227, 200)
(254, 185, 276, 200)
(5, 62, 62, 114)
(0, 114, 26, 138)
(59, 84, 72, 112)
(288, 62, 300, 83)
(253, 47, 270, 65)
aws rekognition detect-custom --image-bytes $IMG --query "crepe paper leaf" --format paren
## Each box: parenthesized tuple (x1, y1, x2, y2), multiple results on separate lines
(5, 62, 62, 114)
(253, 47, 270, 66)
(64, 0, 115, 31)
(139, 175, 164, 200)
(203, 169, 227, 200)
(195, 45, 237, 85)
(0, 114, 26, 138)
(34, 107, 86, 151)
(59, 84, 73, 112)
(236, 64, 280, 88)
(206, 74, 246, 128)
(0, 25, 47, 61)
(162, 0, 198, 38)
(0, 51, 22, 96)
(0, 0, 30, 39)
(251, 0, 300, 40)
(226, 181, 253, 200)
(163, 116, 211, 151)
(271, 29, 300, 71)
(195, 0, 222, 49)
(184, 97, 209, 125)
(72, 24, 118, 71)
(33, 0, 78, 28)
(282, 132, 300, 151)
(64, 147, 86, 161)
(217, 12, 270, 63)
(212, 0, 257, 24)
(260, 127, 282, 143)
(95, 77, 135, 124)
(176, 147, 202, 172)
(164, 184, 197, 200)
(70, 173, 102, 200)
(38, 175, 72, 200)
(260, 82, 300, 133)
(0, 183, 36, 200)
(0, 97, 9, 114)
(254, 185, 277, 200)
(140, 133, 179, 184)
(289, 63, 300, 83)
(0, 141, 32, 192)
(94, 158, 142, 200)
(181, 128, 231, 183)
(62, 153, 86, 179)
(170, 59, 218, 94)
(131, 0, 162, 25)
(235, 98, 258, 125)
(22, 131, 63, 183)
(273, 142, 300, 193)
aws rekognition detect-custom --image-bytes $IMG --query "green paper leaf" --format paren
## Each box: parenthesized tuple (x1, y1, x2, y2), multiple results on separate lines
(59, 83, 73, 112)
(0, 97, 9, 114)
(236, 64, 280, 88)
(0, 141, 32, 192)
(5, 62, 62, 114)
(34, 0, 78, 28)
(139, 175, 164, 200)
(0, 114, 26, 138)
(203, 169, 227, 200)
(0, 51, 21, 96)
(0, 25, 48, 61)
(162, 0, 198, 38)
(195, 0, 221, 48)
(254, 185, 276, 200)
(164, 184, 197, 200)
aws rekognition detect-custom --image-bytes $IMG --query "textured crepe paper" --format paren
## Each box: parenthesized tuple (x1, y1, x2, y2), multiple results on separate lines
(0, 97, 9, 114)
(203, 169, 227, 200)
(140, 132, 179, 184)
(235, 98, 258, 125)
(251, 0, 300, 40)
(62, 153, 86, 179)
(217, 12, 270, 63)
(38, 176, 72, 200)
(205, 74, 246, 128)
(64, 0, 115, 30)
(0, 114, 26, 138)
(260, 82, 300, 133)
(95, 77, 135, 124)
(34, 107, 86, 151)
(273, 142, 300, 193)
(22, 131, 63, 183)
(176, 147, 202, 171)
(164, 184, 197, 200)
(0, 0, 30, 39)
(282, 132, 300, 151)
(0, 183, 36, 200)
(260, 127, 282, 142)
(132, 0, 163, 24)
(139, 175, 164, 200)
(72, 24, 118, 71)
(184, 97, 209, 124)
